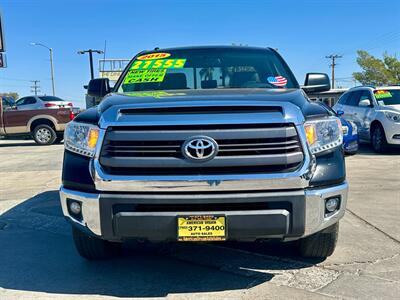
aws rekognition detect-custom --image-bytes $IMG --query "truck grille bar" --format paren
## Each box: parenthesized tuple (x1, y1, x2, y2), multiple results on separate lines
(99, 124, 304, 176)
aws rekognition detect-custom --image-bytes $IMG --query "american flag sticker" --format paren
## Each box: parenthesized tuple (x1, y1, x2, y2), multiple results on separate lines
(267, 76, 288, 87)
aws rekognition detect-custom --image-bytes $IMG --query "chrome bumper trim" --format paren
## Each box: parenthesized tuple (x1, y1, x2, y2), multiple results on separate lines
(303, 181, 348, 237)
(60, 181, 348, 239)
(59, 187, 101, 236)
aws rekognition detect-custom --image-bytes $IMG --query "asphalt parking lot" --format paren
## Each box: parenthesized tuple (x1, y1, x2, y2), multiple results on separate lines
(0, 140, 399, 299)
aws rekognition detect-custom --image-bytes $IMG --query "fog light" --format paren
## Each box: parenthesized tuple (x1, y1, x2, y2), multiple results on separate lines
(325, 197, 340, 213)
(69, 201, 81, 215)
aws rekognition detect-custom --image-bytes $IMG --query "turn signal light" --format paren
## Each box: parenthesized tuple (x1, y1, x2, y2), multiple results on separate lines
(304, 124, 317, 146)
(88, 128, 99, 149)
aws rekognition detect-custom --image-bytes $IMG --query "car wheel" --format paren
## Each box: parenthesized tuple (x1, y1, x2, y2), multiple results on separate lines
(72, 227, 122, 260)
(297, 222, 339, 258)
(32, 124, 57, 145)
(371, 125, 388, 153)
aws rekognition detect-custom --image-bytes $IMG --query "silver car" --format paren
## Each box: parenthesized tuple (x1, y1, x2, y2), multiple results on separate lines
(15, 95, 73, 111)
(333, 86, 400, 152)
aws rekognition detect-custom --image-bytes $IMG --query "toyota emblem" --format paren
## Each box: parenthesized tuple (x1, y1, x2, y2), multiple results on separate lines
(182, 136, 218, 162)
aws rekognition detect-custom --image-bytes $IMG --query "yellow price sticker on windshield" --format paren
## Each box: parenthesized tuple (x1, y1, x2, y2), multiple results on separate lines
(131, 59, 186, 70)
(123, 69, 167, 84)
(137, 53, 171, 60)
(374, 90, 392, 99)
(124, 91, 187, 98)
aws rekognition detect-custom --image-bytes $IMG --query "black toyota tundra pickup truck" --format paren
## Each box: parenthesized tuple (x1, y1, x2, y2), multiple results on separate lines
(61, 46, 347, 260)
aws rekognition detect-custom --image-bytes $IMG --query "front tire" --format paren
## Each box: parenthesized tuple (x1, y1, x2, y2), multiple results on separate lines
(297, 222, 339, 258)
(371, 125, 388, 153)
(32, 124, 57, 145)
(72, 227, 122, 260)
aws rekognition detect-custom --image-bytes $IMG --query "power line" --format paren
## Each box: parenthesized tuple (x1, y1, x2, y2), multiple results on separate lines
(0, 77, 31, 82)
(326, 54, 342, 89)
(0, 83, 29, 88)
(340, 31, 400, 56)
(30, 80, 41, 96)
(306, 31, 399, 71)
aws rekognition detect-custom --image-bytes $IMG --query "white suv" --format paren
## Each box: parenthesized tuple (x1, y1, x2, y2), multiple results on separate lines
(15, 95, 73, 111)
(333, 86, 400, 153)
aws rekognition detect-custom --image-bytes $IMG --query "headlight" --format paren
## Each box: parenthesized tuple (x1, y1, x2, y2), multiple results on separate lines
(304, 117, 343, 154)
(384, 111, 400, 123)
(64, 122, 100, 157)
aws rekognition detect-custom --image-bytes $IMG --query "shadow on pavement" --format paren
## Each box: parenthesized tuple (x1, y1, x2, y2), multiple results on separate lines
(0, 190, 318, 297)
(0, 141, 38, 147)
(355, 143, 400, 156)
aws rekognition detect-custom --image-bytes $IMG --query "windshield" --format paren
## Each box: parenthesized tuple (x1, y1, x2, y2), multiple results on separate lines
(117, 48, 298, 93)
(39, 96, 64, 102)
(374, 90, 400, 106)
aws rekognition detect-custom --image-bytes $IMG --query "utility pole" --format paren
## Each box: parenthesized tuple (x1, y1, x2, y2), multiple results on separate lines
(78, 49, 104, 79)
(30, 42, 56, 96)
(30, 80, 41, 96)
(326, 54, 342, 89)
(49, 47, 55, 95)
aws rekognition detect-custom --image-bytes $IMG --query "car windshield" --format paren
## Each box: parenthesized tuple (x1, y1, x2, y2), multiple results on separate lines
(374, 89, 400, 106)
(117, 48, 298, 93)
(39, 96, 64, 102)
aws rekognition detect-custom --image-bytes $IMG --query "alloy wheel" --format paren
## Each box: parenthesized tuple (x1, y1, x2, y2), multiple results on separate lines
(372, 127, 383, 151)
(36, 128, 52, 144)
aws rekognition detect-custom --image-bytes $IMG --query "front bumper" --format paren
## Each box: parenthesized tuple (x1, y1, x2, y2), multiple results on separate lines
(59, 181, 348, 242)
(344, 140, 358, 153)
(382, 119, 400, 145)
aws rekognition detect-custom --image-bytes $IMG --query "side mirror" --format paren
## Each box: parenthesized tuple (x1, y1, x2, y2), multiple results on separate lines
(302, 73, 331, 93)
(87, 78, 111, 98)
(337, 110, 344, 117)
(359, 99, 372, 107)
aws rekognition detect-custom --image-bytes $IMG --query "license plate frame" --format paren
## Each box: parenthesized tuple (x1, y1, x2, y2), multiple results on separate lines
(177, 215, 226, 242)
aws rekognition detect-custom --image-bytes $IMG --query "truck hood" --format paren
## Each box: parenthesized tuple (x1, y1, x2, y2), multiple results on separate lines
(75, 89, 330, 126)
(98, 88, 328, 117)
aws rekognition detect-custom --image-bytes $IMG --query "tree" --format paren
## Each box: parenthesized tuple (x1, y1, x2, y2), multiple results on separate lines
(0, 92, 19, 100)
(353, 50, 400, 86)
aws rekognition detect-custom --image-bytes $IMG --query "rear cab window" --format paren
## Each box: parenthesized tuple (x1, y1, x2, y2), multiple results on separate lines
(2, 98, 12, 110)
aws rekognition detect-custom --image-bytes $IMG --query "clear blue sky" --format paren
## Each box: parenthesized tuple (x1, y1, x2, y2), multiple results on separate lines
(1, 0, 399, 108)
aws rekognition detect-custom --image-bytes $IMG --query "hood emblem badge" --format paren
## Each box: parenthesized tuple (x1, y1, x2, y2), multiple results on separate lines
(182, 136, 218, 162)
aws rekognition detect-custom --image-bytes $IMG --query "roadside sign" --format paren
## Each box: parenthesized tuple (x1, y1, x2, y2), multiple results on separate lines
(99, 71, 122, 81)
(0, 12, 4, 52)
(0, 53, 6, 68)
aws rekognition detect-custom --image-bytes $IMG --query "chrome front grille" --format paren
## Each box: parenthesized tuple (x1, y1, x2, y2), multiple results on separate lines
(99, 124, 304, 175)
(102, 136, 301, 158)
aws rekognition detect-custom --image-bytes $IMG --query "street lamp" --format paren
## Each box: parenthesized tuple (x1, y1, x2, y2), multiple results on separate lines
(30, 42, 56, 96)
(77, 49, 104, 80)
